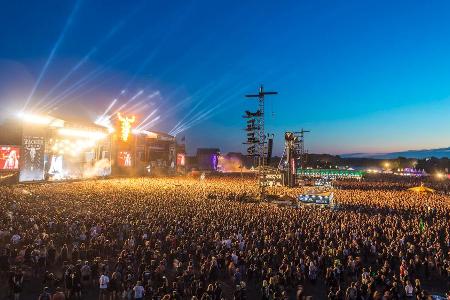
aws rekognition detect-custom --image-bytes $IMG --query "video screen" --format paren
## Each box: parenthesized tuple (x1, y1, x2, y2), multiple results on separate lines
(19, 136, 45, 182)
(118, 151, 132, 167)
(211, 154, 218, 171)
(177, 153, 185, 166)
(0, 146, 20, 170)
(48, 155, 65, 180)
(169, 145, 176, 172)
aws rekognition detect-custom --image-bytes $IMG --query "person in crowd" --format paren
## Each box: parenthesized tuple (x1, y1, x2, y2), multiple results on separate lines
(99, 271, 110, 300)
(12, 268, 24, 300)
(133, 281, 145, 300)
(53, 287, 66, 300)
(38, 287, 52, 300)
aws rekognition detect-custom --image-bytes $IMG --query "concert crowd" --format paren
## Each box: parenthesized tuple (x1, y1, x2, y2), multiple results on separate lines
(0, 177, 449, 300)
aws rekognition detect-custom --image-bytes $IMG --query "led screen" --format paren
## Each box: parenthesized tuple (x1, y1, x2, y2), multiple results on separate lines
(0, 146, 20, 170)
(19, 136, 45, 182)
(177, 153, 185, 166)
(118, 151, 132, 167)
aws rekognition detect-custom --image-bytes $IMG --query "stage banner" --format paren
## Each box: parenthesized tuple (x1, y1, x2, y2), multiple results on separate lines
(19, 136, 45, 182)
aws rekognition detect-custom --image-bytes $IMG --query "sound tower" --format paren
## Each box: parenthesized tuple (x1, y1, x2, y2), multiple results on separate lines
(267, 137, 273, 165)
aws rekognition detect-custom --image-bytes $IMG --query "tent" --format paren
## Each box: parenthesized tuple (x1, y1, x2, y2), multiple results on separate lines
(408, 185, 435, 193)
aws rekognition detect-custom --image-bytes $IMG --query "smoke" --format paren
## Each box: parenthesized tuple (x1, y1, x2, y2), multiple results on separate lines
(83, 158, 112, 178)
(218, 156, 251, 173)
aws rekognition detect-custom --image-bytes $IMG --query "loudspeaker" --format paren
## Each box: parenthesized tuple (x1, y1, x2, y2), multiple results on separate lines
(267, 138, 273, 164)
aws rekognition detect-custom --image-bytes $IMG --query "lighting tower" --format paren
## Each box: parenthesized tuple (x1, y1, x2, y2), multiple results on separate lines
(244, 85, 278, 200)
(295, 129, 310, 169)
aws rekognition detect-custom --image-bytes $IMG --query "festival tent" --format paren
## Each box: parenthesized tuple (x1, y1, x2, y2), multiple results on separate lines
(407, 185, 435, 193)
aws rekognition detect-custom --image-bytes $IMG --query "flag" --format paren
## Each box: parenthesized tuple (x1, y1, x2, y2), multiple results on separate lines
(181, 136, 185, 142)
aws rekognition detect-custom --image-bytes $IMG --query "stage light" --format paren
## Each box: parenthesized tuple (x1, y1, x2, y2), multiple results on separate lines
(95, 115, 115, 133)
(436, 172, 444, 179)
(58, 128, 107, 140)
(17, 112, 53, 125)
(139, 130, 158, 139)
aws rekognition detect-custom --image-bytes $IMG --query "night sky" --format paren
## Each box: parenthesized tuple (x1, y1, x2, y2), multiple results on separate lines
(1, 0, 449, 155)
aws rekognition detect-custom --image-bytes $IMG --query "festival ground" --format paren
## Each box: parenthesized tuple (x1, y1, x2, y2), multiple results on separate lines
(0, 177, 449, 299)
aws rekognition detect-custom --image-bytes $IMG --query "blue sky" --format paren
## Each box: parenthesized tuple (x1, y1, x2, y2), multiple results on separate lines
(0, 0, 449, 155)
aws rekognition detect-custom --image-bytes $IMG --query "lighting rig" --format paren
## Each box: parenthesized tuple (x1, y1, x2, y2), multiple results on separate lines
(243, 85, 277, 200)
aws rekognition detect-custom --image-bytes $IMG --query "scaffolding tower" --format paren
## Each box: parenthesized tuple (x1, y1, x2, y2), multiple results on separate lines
(244, 85, 277, 200)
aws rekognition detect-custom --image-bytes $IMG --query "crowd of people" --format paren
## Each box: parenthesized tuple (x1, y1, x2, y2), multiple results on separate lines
(0, 176, 449, 300)
(334, 175, 450, 194)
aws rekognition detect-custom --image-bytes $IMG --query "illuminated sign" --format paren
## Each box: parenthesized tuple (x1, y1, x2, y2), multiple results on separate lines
(117, 113, 135, 142)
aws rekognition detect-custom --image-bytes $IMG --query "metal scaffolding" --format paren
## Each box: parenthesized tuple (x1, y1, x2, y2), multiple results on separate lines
(244, 85, 277, 200)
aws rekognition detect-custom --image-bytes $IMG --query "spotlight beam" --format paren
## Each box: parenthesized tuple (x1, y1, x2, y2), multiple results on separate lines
(99, 98, 118, 120)
(40, 35, 146, 112)
(170, 100, 202, 134)
(136, 115, 160, 130)
(121, 5, 193, 90)
(109, 90, 144, 117)
(170, 106, 210, 134)
(168, 71, 245, 133)
(23, 0, 82, 110)
(171, 82, 255, 136)
(123, 100, 147, 114)
(170, 81, 247, 134)
(34, 18, 129, 108)
(168, 81, 221, 132)
(149, 86, 184, 118)
(42, 73, 120, 113)
(39, 58, 122, 112)
(171, 108, 213, 136)
(33, 2, 148, 112)
(135, 109, 158, 129)
(147, 91, 160, 99)
(128, 104, 149, 115)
